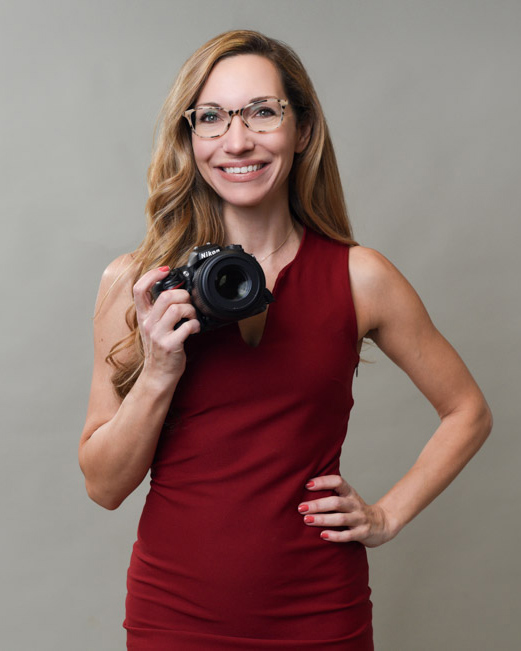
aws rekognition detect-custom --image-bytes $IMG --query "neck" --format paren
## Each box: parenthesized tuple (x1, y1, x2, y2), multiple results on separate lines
(222, 203, 295, 259)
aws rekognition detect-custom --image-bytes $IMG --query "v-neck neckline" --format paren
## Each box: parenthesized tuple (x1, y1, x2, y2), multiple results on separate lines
(236, 225, 308, 349)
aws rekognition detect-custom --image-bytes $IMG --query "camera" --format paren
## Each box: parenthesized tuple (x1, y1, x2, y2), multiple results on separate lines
(151, 243, 274, 332)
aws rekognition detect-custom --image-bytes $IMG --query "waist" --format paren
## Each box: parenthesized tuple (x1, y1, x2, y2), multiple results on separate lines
(127, 479, 370, 639)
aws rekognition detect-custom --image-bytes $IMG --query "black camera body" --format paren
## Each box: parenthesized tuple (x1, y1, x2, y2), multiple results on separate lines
(151, 243, 274, 332)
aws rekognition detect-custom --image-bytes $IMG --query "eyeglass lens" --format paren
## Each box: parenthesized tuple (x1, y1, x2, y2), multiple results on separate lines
(191, 99, 284, 137)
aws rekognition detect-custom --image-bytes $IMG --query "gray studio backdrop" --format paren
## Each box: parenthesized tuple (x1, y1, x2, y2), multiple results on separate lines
(1, 1, 519, 649)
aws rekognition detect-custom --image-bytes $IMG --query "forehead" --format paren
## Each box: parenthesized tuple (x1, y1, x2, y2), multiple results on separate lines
(196, 54, 285, 107)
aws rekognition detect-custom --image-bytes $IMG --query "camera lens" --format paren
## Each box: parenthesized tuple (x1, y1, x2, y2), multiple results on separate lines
(192, 250, 265, 322)
(214, 266, 250, 301)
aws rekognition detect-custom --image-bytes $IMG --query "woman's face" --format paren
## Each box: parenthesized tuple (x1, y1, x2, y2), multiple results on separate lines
(191, 54, 309, 213)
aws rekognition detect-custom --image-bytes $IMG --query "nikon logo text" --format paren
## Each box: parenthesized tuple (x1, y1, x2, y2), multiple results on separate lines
(200, 249, 219, 259)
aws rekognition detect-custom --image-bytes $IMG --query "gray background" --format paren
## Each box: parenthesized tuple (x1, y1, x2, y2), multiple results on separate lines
(1, 1, 519, 649)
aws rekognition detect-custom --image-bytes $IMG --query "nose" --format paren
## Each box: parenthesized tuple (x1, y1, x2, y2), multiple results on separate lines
(222, 114, 254, 154)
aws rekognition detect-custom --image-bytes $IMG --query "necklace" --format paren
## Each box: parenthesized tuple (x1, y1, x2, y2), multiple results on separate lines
(256, 222, 295, 263)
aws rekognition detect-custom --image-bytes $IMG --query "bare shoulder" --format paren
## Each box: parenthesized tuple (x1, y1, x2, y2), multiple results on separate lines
(95, 253, 136, 317)
(349, 245, 404, 292)
(101, 252, 135, 282)
(348, 246, 423, 340)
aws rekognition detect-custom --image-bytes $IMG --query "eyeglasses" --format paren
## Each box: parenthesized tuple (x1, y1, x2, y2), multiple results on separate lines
(184, 97, 288, 139)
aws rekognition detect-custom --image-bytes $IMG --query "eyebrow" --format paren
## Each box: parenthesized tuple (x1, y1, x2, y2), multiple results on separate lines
(194, 96, 274, 108)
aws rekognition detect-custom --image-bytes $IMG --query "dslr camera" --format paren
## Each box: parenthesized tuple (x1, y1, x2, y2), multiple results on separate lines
(151, 243, 274, 332)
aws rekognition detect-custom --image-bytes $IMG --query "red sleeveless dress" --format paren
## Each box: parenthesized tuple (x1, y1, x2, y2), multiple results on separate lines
(124, 227, 373, 649)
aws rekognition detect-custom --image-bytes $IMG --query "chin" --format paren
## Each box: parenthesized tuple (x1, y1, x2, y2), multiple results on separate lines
(216, 181, 289, 212)
(215, 188, 273, 210)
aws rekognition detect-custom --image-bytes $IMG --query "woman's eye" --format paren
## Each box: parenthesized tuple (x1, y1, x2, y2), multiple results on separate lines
(252, 107, 276, 119)
(198, 110, 222, 124)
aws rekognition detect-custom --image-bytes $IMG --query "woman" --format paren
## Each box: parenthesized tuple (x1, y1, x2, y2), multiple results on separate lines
(79, 30, 492, 650)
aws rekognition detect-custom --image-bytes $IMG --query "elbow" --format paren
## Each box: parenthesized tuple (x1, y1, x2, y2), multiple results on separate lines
(78, 441, 146, 510)
(470, 395, 493, 450)
(84, 479, 126, 510)
(481, 400, 493, 439)
(79, 445, 127, 510)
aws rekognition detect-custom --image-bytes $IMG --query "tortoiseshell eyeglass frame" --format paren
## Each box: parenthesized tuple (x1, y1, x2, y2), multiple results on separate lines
(183, 98, 288, 139)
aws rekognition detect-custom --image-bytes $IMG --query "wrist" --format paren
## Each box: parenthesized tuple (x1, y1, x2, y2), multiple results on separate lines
(135, 363, 182, 400)
(375, 501, 404, 542)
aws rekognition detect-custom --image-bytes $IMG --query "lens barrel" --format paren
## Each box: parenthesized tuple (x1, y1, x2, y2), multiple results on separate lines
(192, 250, 266, 322)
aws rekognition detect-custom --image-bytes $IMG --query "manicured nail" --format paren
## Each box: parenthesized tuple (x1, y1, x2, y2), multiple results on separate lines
(321, 532, 329, 540)
(305, 481, 315, 489)
(298, 504, 309, 513)
(304, 515, 314, 523)
(159, 266, 169, 272)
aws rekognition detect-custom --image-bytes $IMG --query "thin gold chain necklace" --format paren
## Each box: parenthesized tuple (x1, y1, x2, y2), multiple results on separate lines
(256, 222, 295, 263)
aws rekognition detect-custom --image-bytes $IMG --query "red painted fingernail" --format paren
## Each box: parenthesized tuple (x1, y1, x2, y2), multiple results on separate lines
(306, 481, 315, 488)
(304, 515, 314, 523)
(298, 504, 309, 513)
(159, 266, 169, 272)
(321, 532, 329, 539)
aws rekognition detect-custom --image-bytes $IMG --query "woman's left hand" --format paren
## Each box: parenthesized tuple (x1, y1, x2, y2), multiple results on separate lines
(298, 474, 397, 548)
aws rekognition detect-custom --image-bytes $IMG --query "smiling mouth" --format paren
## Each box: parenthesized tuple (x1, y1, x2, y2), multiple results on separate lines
(221, 164, 265, 174)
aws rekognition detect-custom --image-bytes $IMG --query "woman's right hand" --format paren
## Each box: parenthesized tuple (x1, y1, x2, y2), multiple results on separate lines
(133, 267, 201, 385)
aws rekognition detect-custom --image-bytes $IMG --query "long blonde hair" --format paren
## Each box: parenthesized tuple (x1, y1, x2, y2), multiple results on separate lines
(108, 29, 357, 398)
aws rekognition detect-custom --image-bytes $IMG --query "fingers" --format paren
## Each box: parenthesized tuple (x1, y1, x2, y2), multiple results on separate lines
(141, 295, 200, 353)
(145, 289, 196, 332)
(172, 316, 201, 339)
(297, 474, 356, 516)
(298, 494, 358, 516)
(298, 474, 372, 545)
(133, 266, 197, 334)
(297, 476, 391, 547)
(305, 474, 353, 496)
(319, 519, 381, 545)
(133, 266, 171, 316)
(319, 528, 363, 543)
(303, 510, 362, 528)
(153, 302, 200, 338)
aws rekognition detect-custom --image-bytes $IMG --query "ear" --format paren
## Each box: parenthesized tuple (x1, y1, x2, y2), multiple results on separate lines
(295, 120, 312, 154)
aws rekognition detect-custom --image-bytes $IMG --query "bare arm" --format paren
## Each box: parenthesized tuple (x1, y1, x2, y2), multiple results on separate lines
(79, 258, 200, 510)
(299, 247, 492, 545)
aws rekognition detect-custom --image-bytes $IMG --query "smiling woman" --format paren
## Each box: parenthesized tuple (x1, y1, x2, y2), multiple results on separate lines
(79, 29, 491, 651)
(190, 55, 309, 212)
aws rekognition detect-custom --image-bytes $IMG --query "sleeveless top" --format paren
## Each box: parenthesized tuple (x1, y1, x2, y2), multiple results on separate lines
(124, 227, 373, 650)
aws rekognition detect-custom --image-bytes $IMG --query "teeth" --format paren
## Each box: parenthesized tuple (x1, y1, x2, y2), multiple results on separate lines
(223, 164, 263, 174)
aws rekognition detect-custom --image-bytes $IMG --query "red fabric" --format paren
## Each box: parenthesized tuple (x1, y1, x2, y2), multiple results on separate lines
(124, 228, 373, 649)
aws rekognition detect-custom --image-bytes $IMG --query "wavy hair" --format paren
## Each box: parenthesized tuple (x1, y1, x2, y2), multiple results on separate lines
(107, 30, 356, 398)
